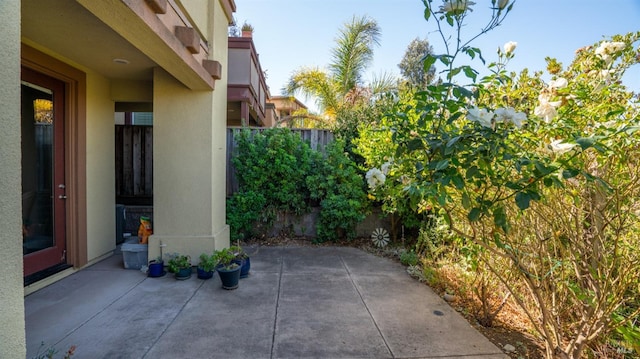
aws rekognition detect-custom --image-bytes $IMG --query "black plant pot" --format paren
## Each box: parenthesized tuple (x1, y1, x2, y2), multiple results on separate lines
(148, 260, 165, 278)
(216, 264, 241, 290)
(197, 267, 214, 280)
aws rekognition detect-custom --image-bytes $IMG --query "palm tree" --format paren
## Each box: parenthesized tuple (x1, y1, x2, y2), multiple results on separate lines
(285, 16, 394, 120)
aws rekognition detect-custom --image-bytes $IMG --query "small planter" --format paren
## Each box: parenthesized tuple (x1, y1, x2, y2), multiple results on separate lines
(148, 260, 165, 278)
(233, 257, 251, 278)
(216, 264, 241, 290)
(175, 267, 192, 280)
(197, 267, 214, 280)
(167, 253, 192, 280)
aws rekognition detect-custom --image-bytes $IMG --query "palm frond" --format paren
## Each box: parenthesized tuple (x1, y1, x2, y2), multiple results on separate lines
(283, 67, 339, 115)
(369, 71, 398, 96)
(329, 15, 381, 95)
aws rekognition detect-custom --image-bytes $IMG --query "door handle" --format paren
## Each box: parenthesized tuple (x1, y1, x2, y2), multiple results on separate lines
(58, 195, 67, 199)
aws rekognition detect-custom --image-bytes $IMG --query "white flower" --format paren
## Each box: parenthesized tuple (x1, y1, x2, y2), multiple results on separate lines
(549, 77, 568, 89)
(534, 94, 561, 123)
(366, 168, 386, 189)
(548, 139, 576, 155)
(595, 41, 626, 63)
(440, 0, 476, 14)
(381, 162, 392, 175)
(503, 41, 517, 55)
(494, 107, 526, 128)
(598, 69, 615, 81)
(497, 0, 509, 9)
(467, 106, 494, 128)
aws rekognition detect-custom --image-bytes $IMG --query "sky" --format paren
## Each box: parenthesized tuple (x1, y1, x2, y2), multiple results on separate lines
(233, 0, 640, 112)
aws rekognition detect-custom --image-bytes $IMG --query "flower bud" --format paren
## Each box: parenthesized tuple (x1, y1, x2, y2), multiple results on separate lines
(497, 0, 509, 9)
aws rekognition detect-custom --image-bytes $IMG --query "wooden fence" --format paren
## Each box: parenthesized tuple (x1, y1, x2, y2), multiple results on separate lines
(115, 126, 333, 200)
(226, 127, 334, 196)
(115, 125, 153, 205)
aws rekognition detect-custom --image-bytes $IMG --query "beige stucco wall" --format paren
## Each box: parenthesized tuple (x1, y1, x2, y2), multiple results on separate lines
(0, 1, 27, 358)
(85, 72, 117, 260)
(179, 0, 208, 40)
(149, 0, 230, 262)
(210, 0, 230, 232)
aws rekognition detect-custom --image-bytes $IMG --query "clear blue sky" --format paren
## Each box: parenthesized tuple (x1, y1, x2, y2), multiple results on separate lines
(234, 0, 640, 111)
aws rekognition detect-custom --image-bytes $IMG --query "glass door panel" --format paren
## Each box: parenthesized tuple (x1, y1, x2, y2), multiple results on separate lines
(22, 67, 67, 278)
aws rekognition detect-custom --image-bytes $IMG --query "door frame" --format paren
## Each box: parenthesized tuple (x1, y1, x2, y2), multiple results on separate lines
(21, 44, 88, 271)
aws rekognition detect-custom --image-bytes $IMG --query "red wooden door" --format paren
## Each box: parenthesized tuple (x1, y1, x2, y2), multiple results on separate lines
(21, 67, 67, 277)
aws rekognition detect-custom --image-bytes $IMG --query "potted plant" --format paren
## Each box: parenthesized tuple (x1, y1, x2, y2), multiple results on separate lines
(241, 21, 254, 37)
(197, 253, 216, 280)
(213, 248, 241, 290)
(167, 253, 192, 280)
(148, 256, 165, 278)
(230, 245, 250, 278)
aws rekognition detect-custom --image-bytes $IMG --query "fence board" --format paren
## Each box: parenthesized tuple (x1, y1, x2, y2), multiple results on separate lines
(116, 126, 332, 201)
(115, 125, 153, 204)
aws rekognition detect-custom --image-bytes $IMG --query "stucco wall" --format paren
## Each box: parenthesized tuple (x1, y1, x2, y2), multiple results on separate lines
(179, 0, 208, 40)
(85, 72, 117, 260)
(210, 0, 230, 231)
(148, 0, 231, 261)
(0, 1, 27, 358)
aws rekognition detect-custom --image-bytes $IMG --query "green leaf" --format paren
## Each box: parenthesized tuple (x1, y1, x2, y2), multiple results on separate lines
(466, 166, 479, 179)
(562, 168, 579, 179)
(423, 55, 437, 72)
(462, 192, 471, 209)
(452, 174, 465, 189)
(446, 136, 462, 148)
(430, 159, 449, 171)
(575, 136, 604, 150)
(424, 7, 431, 21)
(407, 138, 423, 151)
(493, 206, 508, 232)
(515, 192, 531, 210)
(463, 66, 478, 82)
(468, 208, 481, 222)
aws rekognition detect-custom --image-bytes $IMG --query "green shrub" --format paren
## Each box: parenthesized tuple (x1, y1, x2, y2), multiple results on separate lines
(226, 190, 266, 240)
(399, 249, 418, 266)
(228, 129, 369, 242)
(306, 140, 367, 242)
(232, 128, 314, 214)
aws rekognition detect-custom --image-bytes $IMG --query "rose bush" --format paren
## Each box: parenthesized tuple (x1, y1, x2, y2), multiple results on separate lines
(356, 1, 640, 357)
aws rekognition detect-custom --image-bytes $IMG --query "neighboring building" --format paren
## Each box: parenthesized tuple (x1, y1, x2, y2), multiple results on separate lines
(227, 34, 270, 126)
(267, 96, 309, 127)
(226, 34, 309, 128)
(1, 0, 235, 355)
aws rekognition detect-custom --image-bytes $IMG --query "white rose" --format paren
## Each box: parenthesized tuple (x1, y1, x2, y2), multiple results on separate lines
(503, 41, 517, 55)
(595, 41, 626, 63)
(366, 168, 386, 190)
(440, 0, 476, 13)
(534, 94, 561, 123)
(548, 139, 576, 155)
(381, 162, 392, 175)
(494, 107, 526, 128)
(549, 77, 568, 89)
(467, 106, 494, 128)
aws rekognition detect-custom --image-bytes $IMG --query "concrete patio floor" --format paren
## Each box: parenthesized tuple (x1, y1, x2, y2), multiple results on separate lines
(25, 245, 508, 359)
